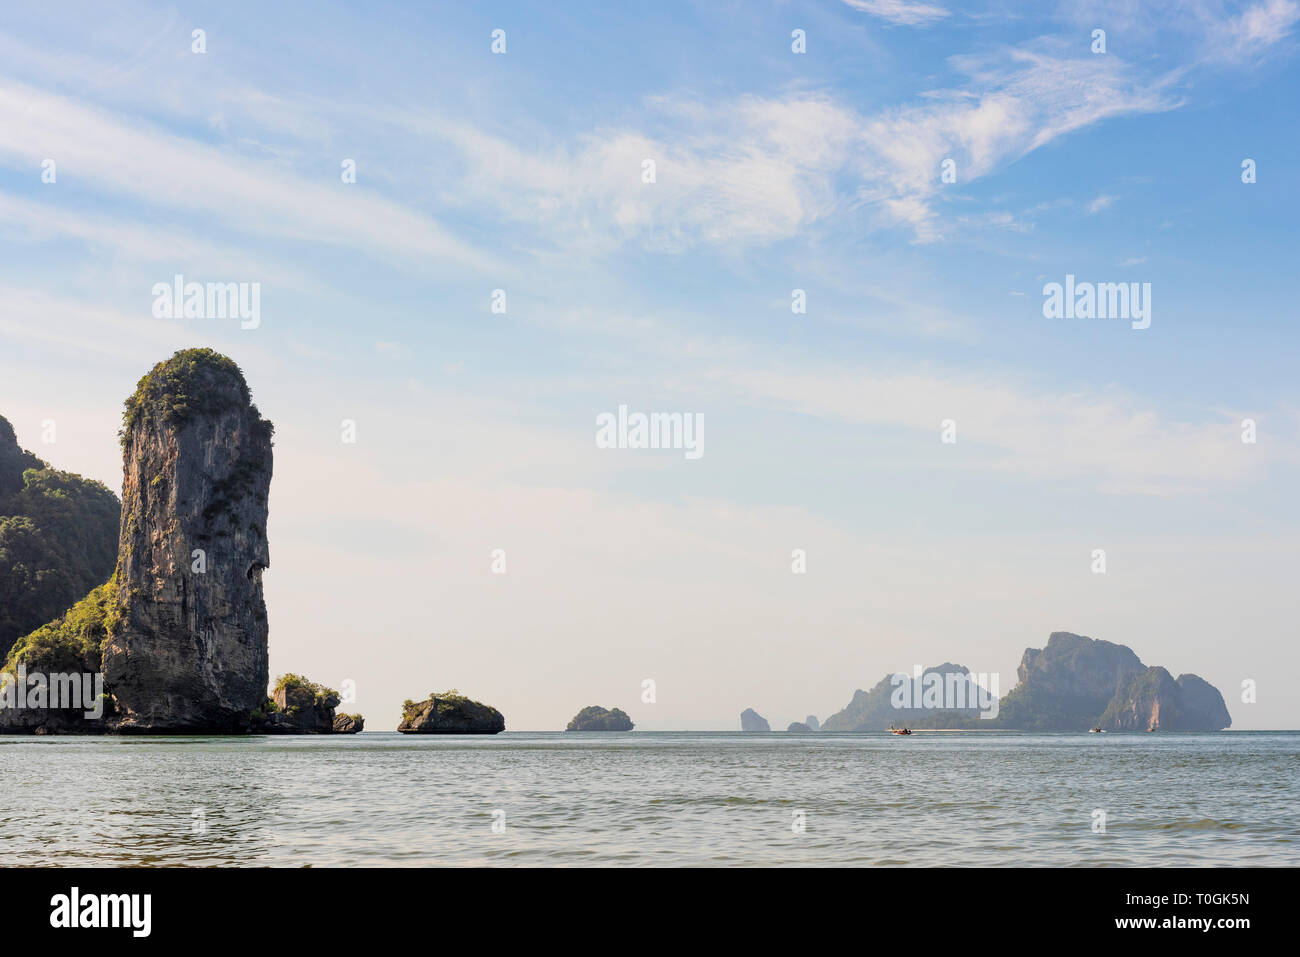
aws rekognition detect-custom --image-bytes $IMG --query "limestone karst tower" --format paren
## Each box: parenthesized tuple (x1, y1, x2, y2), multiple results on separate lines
(102, 349, 273, 731)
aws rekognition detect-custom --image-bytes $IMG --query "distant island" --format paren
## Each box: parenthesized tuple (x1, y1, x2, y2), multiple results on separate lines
(999, 632, 1230, 732)
(820, 632, 1231, 732)
(740, 708, 770, 732)
(821, 662, 989, 731)
(566, 705, 633, 731)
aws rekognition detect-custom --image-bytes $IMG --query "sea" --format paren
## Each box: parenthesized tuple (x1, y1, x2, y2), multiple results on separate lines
(2, 731, 1295, 866)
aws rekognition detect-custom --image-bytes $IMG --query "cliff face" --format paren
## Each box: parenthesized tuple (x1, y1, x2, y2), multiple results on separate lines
(1098, 667, 1183, 731)
(100, 350, 274, 732)
(740, 708, 770, 732)
(1174, 674, 1232, 730)
(997, 632, 1146, 730)
(1017, 632, 1144, 702)
(1000, 633, 1231, 731)
(1098, 667, 1232, 731)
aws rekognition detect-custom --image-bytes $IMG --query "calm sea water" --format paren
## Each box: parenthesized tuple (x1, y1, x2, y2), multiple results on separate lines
(1, 731, 1295, 866)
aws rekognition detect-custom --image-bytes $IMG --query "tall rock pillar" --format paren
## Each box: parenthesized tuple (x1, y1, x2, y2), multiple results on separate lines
(102, 349, 273, 731)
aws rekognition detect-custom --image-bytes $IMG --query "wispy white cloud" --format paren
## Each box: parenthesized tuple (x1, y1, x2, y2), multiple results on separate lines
(1054, 0, 1298, 65)
(1088, 193, 1116, 214)
(842, 0, 951, 27)
(0, 192, 311, 288)
(1219, 0, 1300, 59)
(0, 79, 501, 276)
(378, 43, 1177, 249)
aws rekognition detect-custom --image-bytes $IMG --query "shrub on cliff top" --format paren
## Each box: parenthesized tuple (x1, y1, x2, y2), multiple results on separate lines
(402, 690, 468, 721)
(273, 673, 340, 705)
(120, 348, 272, 447)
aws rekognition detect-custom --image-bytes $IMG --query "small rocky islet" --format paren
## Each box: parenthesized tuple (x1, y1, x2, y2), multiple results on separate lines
(566, 705, 633, 731)
(398, 692, 504, 734)
(254, 674, 364, 735)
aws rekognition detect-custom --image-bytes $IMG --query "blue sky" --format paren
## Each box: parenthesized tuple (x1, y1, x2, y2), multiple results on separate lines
(1, 0, 1297, 729)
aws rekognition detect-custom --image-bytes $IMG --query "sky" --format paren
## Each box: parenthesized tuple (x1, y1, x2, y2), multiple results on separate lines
(0, 0, 1297, 730)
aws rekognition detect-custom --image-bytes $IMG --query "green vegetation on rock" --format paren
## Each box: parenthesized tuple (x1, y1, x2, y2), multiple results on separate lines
(3, 577, 120, 674)
(273, 673, 340, 706)
(120, 348, 273, 448)
(0, 415, 121, 660)
(398, 690, 504, 734)
(403, 689, 464, 722)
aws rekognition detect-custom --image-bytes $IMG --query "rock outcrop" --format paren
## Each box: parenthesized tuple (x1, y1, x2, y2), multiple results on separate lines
(0, 415, 120, 661)
(1171, 673, 1233, 730)
(786, 721, 812, 732)
(997, 632, 1144, 730)
(1000, 633, 1231, 731)
(566, 705, 634, 731)
(333, 713, 364, 734)
(398, 691, 504, 734)
(251, 674, 362, 734)
(804, 715, 820, 732)
(740, 708, 770, 732)
(101, 349, 274, 731)
(1098, 667, 1231, 731)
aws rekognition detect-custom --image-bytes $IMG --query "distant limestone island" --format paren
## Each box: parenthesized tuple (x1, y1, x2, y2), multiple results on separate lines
(815, 632, 1231, 733)
(566, 705, 634, 731)
(0, 349, 361, 735)
(740, 633, 1230, 733)
(997, 632, 1231, 732)
(741, 710, 821, 732)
